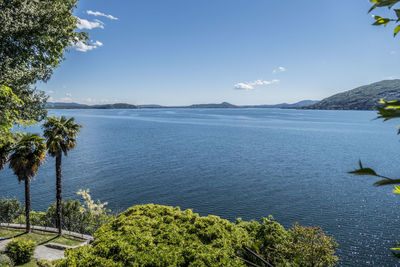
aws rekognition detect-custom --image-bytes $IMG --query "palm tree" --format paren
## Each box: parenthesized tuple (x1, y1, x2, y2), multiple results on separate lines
(42, 116, 82, 235)
(8, 133, 46, 232)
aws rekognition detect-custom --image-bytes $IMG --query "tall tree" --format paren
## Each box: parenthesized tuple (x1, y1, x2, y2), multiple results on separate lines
(43, 116, 82, 235)
(0, 0, 87, 88)
(0, 0, 88, 149)
(8, 134, 46, 232)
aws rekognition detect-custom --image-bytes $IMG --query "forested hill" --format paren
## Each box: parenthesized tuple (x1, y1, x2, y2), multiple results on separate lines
(305, 80, 400, 110)
(46, 102, 138, 109)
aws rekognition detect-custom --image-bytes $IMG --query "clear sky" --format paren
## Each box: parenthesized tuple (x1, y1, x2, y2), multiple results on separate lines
(38, 0, 400, 106)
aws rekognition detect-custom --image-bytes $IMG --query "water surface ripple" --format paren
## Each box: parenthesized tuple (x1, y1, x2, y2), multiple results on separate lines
(1, 108, 399, 266)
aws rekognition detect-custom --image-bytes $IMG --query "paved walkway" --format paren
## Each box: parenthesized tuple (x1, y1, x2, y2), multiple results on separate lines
(0, 224, 93, 261)
(34, 245, 65, 261)
(0, 239, 66, 261)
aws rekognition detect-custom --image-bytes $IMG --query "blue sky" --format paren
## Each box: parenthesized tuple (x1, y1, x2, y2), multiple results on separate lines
(38, 0, 400, 105)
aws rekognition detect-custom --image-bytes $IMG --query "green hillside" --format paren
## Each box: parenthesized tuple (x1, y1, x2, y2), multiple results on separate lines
(305, 80, 400, 110)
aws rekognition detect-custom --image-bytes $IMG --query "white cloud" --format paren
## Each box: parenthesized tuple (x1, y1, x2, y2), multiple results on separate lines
(73, 39, 103, 52)
(47, 90, 55, 94)
(77, 18, 104, 30)
(65, 93, 72, 97)
(87, 10, 118, 20)
(234, 83, 254, 90)
(93, 41, 103, 46)
(234, 79, 279, 90)
(273, 66, 286, 73)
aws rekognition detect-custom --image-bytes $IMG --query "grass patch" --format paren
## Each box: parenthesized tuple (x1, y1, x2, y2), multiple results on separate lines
(16, 258, 38, 266)
(0, 227, 84, 246)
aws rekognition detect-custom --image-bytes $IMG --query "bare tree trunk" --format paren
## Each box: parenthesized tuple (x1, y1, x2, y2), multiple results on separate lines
(25, 178, 31, 233)
(56, 153, 62, 235)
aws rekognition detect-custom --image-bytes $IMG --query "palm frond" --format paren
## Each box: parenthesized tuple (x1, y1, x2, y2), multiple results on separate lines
(42, 116, 82, 157)
(8, 133, 46, 181)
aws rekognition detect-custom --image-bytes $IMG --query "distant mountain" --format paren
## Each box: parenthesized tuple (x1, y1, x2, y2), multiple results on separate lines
(305, 80, 400, 110)
(46, 102, 138, 109)
(46, 102, 89, 109)
(187, 102, 238, 108)
(242, 100, 319, 108)
(47, 101, 320, 110)
(138, 104, 164, 108)
(91, 103, 138, 109)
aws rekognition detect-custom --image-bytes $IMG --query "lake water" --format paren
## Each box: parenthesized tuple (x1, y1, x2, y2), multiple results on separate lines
(1, 108, 400, 266)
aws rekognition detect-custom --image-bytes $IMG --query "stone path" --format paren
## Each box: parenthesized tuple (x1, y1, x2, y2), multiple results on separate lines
(0, 239, 11, 252)
(0, 239, 65, 261)
(0, 224, 93, 262)
(33, 245, 65, 261)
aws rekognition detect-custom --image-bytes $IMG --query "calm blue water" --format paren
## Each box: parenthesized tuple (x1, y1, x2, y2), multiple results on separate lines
(1, 108, 400, 266)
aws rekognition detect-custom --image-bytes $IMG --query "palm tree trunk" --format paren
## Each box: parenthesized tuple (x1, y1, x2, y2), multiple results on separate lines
(56, 153, 62, 235)
(24, 178, 31, 233)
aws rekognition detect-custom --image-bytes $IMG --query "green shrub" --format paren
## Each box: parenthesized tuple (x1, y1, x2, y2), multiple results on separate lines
(6, 239, 36, 265)
(12, 197, 112, 235)
(43, 198, 111, 235)
(37, 259, 56, 267)
(287, 224, 338, 267)
(237, 217, 338, 267)
(237, 216, 291, 265)
(30, 211, 48, 226)
(58, 204, 250, 267)
(0, 198, 23, 223)
(0, 254, 14, 267)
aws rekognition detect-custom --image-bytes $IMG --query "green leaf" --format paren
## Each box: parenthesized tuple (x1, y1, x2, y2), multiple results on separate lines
(373, 179, 400, 186)
(349, 168, 378, 176)
(395, 9, 400, 20)
(372, 16, 391, 26)
(394, 25, 400, 36)
(393, 185, 400, 193)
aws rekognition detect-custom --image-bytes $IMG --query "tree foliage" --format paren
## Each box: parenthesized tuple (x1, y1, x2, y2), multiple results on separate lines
(369, 0, 400, 36)
(0, 198, 24, 223)
(58, 204, 338, 267)
(0, 0, 87, 88)
(8, 134, 47, 183)
(0, 190, 112, 235)
(59, 204, 251, 267)
(0, 0, 87, 146)
(237, 217, 338, 267)
(42, 116, 82, 158)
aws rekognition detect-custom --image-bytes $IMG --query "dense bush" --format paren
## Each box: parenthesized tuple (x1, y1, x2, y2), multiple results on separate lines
(37, 259, 58, 267)
(0, 198, 338, 266)
(58, 204, 339, 267)
(237, 216, 291, 264)
(237, 217, 338, 266)
(6, 239, 36, 265)
(0, 254, 13, 267)
(59, 204, 250, 267)
(41, 199, 109, 235)
(0, 191, 112, 235)
(0, 198, 23, 223)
